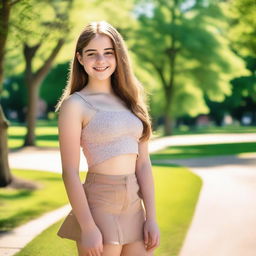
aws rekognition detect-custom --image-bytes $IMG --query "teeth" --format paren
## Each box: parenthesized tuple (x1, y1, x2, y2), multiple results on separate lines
(94, 67, 108, 71)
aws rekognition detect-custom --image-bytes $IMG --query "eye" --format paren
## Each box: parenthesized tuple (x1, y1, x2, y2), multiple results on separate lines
(87, 53, 95, 56)
(105, 52, 113, 55)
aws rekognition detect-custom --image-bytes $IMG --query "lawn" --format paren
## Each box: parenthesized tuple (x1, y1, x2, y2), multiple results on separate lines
(8, 124, 59, 149)
(150, 142, 256, 161)
(0, 169, 86, 231)
(7, 121, 256, 149)
(10, 165, 202, 256)
(154, 124, 256, 137)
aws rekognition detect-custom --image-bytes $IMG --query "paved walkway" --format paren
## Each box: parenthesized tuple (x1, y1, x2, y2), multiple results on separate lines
(153, 153, 256, 256)
(8, 133, 256, 173)
(0, 133, 255, 255)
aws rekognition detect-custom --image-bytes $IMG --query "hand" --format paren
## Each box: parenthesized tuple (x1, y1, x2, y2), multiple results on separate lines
(80, 224, 103, 256)
(143, 219, 160, 252)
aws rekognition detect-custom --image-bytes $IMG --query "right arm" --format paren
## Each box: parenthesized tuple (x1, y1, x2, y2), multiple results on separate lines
(58, 96, 103, 255)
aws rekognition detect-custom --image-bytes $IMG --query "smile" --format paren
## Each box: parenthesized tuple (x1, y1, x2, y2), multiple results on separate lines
(93, 67, 109, 71)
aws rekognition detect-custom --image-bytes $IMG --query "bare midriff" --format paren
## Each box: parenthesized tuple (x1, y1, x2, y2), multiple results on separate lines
(87, 153, 137, 175)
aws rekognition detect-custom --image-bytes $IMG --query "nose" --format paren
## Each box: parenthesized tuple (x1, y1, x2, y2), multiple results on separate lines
(96, 54, 105, 62)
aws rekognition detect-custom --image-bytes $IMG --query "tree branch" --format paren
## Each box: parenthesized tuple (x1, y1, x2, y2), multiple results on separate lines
(33, 38, 65, 85)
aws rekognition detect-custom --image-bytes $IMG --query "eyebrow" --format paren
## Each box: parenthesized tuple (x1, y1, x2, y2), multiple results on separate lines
(84, 48, 114, 53)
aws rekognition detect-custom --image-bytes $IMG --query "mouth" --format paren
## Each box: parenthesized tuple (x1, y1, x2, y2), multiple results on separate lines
(93, 66, 109, 72)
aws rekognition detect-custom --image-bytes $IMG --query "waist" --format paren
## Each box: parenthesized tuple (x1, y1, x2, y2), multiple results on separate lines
(85, 171, 137, 185)
(86, 153, 137, 174)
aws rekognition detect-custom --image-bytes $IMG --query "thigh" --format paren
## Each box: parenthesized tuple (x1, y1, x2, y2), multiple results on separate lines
(76, 241, 123, 256)
(102, 243, 123, 256)
(121, 240, 154, 256)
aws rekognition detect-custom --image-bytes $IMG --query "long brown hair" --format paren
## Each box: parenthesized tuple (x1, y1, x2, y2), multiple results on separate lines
(55, 21, 152, 142)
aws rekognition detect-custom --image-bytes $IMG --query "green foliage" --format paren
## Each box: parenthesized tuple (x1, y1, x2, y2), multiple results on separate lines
(131, 0, 248, 118)
(40, 62, 69, 110)
(2, 75, 27, 122)
(227, 0, 256, 57)
(5, 0, 72, 76)
(206, 56, 256, 124)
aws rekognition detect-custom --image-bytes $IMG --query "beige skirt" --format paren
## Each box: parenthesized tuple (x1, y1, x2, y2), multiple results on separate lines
(57, 172, 146, 245)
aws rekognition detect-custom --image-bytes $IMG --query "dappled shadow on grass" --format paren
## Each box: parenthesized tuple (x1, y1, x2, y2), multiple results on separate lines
(8, 134, 58, 141)
(152, 163, 181, 168)
(150, 142, 256, 160)
(42, 176, 62, 181)
(0, 189, 33, 200)
(172, 126, 256, 135)
(9, 145, 59, 153)
(152, 154, 256, 168)
(0, 208, 43, 232)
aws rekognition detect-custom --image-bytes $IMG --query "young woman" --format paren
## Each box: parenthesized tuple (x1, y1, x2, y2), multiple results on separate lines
(55, 21, 160, 256)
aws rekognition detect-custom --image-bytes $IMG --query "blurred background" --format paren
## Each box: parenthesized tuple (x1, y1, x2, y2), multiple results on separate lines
(0, 0, 255, 255)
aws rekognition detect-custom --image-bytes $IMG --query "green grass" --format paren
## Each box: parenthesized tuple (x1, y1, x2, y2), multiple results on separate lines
(150, 142, 256, 160)
(14, 165, 202, 256)
(8, 125, 59, 148)
(153, 125, 256, 138)
(0, 169, 86, 231)
(8, 121, 256, 149)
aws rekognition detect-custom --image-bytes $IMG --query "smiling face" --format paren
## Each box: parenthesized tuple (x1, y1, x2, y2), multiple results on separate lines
(76, 34, 117, 82)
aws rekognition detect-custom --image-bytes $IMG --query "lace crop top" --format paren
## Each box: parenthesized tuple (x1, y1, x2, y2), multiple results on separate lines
(74, 91, 143, 168)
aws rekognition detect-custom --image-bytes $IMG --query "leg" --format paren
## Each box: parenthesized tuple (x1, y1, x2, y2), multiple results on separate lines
(121, 240, 154, 256)
(102, 243, 123, 256)
(76, 241, 123, 256)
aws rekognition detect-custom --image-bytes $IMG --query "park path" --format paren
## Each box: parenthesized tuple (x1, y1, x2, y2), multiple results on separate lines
(0, 133, 255, 256)
(153, 153, 256, 256)
(8, 133, 256, 173)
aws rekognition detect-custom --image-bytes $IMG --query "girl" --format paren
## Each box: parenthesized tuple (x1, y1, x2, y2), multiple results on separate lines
(55, 21, 160, 256)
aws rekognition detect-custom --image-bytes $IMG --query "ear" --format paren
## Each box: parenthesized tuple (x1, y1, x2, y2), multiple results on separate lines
(76, 52, 83, 66)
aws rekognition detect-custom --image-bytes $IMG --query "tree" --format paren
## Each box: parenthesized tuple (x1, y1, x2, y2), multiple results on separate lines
(8, 0, 73, 146)
(228, 0, 256, 58)
(0, 0, 23, 186)
(131, 0, 247, 135)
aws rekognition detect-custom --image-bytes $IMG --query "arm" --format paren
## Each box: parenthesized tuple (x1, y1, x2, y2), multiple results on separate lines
(135, 139, 156, 220)
(58, 97, 96, 231)
(135, 139, 160, 252)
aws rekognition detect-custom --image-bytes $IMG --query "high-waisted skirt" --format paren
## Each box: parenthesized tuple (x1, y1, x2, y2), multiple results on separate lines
(57, 172, 146, 245)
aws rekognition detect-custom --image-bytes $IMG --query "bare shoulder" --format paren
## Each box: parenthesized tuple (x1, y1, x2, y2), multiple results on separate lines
(59, 93, 84, 112)
(57, 93, 86, 125)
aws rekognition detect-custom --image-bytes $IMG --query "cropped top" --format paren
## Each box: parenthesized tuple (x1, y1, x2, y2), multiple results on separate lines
(74, 91, 143, 168)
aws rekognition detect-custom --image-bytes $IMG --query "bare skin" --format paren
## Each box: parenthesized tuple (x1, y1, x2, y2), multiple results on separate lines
(59, 33, 160, 256)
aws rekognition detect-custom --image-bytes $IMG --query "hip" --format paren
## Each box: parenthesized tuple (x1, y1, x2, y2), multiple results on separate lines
(83, 172, 143, 214)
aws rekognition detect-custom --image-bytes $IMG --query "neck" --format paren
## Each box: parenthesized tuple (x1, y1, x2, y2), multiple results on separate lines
(85, 78, 113, 94)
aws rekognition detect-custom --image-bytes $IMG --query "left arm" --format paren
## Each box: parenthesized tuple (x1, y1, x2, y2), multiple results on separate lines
(135, 139, 160, 252)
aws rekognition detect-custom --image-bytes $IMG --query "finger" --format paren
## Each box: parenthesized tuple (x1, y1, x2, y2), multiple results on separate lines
(95, 248, 101, 256)
(88, 250, 94, 256)
(99, 244, 104, 254)
(91, 249, 97, 256)
(151, 234, 158, 247)
(93, 248, 100, 256)
(148, 234, 153, 245)
(147, 235, 157, 250)
(144, 229, 149, 245)
(148, 235, 160, 251)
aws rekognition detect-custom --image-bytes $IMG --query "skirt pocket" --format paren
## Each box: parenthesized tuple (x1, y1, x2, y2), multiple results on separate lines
(85, 183, 118, 211)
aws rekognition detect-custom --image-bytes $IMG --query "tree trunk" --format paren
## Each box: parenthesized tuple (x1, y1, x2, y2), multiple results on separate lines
(23, 83, 39, 146)
(0, 0, 12, 187)
(23, 39, 65, 146)
(163, 98, 173, 135)
(0, 106, 12, 186)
